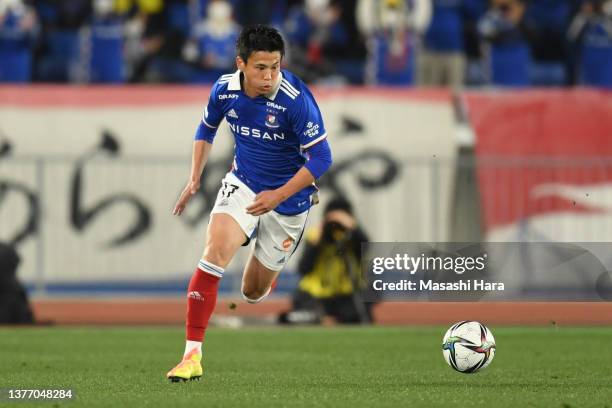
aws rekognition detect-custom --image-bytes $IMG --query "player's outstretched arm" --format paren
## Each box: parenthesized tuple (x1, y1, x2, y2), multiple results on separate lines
(173, 140, 213, 216)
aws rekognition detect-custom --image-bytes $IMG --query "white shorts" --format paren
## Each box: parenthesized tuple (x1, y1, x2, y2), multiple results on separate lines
(210, 172, 309, 272)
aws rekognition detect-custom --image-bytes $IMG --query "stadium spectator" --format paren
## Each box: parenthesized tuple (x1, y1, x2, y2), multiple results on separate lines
(568, 0, 612, 88)
(182, 0, 240, 83)
(0, 242, 34, 324)
(356, 0, 431, 86)
(417, 0, 484, 88)
(88, 0, 126, 83)
(459, 0, 488, 86)
(523, 0, 572, 85)
(0, 0, 38, 83)
(279, 197, 375, 325)
(120, 0, 184, 82)
(478, 0, 531, 86)
(34, 0, 90, 82)
(284, 0, 351, 83)
(232, 0, 288, 27)
(164, 0, 193, 37)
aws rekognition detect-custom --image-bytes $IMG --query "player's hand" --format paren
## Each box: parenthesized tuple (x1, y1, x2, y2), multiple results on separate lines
(173, 181, 200, 216)
(246, 190, 284, 216)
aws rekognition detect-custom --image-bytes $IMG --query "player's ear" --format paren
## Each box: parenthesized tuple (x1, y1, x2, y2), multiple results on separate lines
(236, 56, 245, 71)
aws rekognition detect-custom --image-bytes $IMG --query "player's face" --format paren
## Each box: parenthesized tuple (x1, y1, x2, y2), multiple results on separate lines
(237, 51, 282, 97)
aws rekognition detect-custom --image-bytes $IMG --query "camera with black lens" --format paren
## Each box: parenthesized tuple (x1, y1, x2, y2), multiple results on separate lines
(322, 220, 349, 243)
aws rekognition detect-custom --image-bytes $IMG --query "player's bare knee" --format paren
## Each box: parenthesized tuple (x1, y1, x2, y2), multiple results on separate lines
(203, 243, 233, 267)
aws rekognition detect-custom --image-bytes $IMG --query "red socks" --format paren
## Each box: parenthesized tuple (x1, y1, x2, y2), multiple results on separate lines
(185, 260, 223, 342)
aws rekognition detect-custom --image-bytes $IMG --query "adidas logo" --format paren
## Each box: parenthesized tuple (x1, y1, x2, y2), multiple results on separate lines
(188, 291, 205, 301)
(227, 109, 238, 119)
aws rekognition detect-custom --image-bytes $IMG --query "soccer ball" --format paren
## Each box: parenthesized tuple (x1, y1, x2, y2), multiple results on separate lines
(442, 321, 496, 374)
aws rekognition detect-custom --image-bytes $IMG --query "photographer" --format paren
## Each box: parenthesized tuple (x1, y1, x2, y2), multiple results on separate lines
(279, 197, 374, 325)
(0, 242, 34, 324)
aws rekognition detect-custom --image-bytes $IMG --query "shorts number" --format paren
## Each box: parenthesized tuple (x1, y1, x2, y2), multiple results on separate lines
(221, 182, 239, 198)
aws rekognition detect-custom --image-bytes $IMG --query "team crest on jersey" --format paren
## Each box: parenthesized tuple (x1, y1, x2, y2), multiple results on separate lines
(265, 114, 279, 128)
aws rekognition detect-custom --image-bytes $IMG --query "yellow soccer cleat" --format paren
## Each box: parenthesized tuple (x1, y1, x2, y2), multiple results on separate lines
(166, 349, 203, 382)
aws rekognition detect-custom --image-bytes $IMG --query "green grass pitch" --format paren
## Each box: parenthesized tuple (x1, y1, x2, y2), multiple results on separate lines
(1, 326, 611, 407)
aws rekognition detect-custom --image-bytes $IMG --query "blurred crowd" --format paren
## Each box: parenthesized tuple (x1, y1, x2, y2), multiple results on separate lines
(1, 0, 611, 87)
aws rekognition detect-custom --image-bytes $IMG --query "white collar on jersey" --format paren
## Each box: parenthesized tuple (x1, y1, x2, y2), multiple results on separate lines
(227, 69, 282, 100)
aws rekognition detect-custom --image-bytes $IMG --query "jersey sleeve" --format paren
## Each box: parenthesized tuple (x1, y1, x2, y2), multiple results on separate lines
(290, 87, 327, 149)
(303, 138, 332, 179)
(194, 83, 224, 143)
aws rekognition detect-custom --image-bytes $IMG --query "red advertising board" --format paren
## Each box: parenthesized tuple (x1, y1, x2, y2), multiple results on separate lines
(465, 90, 612, 231)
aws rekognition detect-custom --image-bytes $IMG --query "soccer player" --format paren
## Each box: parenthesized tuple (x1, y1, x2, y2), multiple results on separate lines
(166, 25, 333, 382)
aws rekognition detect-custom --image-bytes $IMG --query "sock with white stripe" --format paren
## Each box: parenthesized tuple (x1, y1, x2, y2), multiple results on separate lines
(185, 260, 224, 344)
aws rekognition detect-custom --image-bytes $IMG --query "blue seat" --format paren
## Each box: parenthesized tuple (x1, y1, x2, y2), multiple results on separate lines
(37, 30, 80, 81)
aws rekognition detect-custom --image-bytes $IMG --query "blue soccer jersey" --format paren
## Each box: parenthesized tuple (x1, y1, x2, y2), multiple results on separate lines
(195, 69, 328, 215)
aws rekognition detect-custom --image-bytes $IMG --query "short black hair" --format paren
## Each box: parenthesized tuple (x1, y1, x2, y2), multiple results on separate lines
(236, 25, 285, 63)
(324, 197, 353, 215)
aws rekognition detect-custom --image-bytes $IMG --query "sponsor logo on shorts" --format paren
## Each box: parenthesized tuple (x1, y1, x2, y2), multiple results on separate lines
(273, 238, 295, 253)
(282, 237, 294, 251)
(277, 256, 286, 265)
